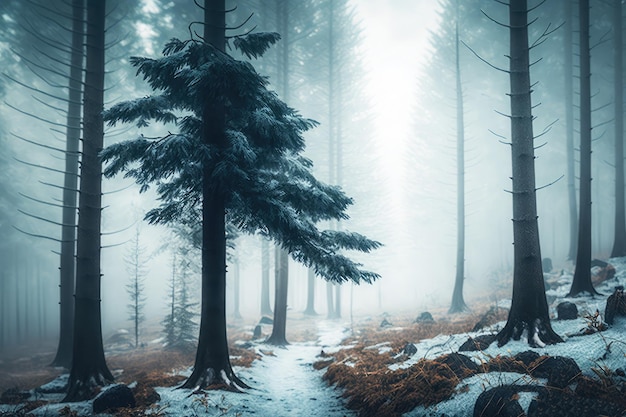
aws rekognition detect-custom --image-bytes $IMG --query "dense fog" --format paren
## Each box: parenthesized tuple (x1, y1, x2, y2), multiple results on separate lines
(0, 0, 621, 351)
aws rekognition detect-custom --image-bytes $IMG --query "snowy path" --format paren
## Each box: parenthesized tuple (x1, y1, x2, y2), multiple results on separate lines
(157, 320, 355, 416)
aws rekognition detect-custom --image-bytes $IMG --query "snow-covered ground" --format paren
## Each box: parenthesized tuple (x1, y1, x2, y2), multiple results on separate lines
(2, 259, 626, 416)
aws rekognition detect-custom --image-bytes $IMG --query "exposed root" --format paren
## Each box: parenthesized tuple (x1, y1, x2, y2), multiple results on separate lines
(497, 318, 563, 348)
(180, 367, 250, 393)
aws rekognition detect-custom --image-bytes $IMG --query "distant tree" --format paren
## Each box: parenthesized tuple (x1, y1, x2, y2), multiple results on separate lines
(162, 255, 177, 349)
(267, 245, 290, 345)
(125, 228, 148, 348)
(449, 0, 469, 314)
(495, 0, 562, 347)
(260, 238, 272, 316)
(568, 0, 599, 297)
(64, 0, 114, 401)
(610, 0, 625, 258)
(101, 0, 380, 391)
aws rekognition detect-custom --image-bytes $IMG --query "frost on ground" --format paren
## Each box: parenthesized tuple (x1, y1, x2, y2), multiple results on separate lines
(155, 320, 355, 417)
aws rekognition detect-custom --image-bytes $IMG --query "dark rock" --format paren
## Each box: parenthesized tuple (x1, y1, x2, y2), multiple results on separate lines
(380, 318, 393, 328)
(529, 385, 625, 417)
(414, 311, 434, 323)
(605, 286, 626, 325)
(435, 353, 479, 378)
(473, 385, 528, 417)
(458, 334, 496, 352)
(542, 257, 553, 273)
(530, 356, 581, 388)
(252, 324, 263, 339)
(402, 343, 417, 356)
(0, 388, 30, 404)
(93, 384, 136, 413)
(514, 350, 540, 367)
(258, 316, 273, 325)
(557, 301, 578, 320)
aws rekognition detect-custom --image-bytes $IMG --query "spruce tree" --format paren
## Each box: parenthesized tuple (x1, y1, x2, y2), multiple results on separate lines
(125, 228, 148, 348)
(102, 0, 380, 391)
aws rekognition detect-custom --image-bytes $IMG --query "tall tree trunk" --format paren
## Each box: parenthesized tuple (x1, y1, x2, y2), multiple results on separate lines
(64, 0, 112, 401)
(303, 268, 317, 315)
(569, 0, 599, 297)
(260, 238, 272, 316)
(267, 246, 289, 345)
(564, 0, 577, 261)
(449, 1, 468, 314)
(51, 0, 83, 369)
(180, 0, 247, 391)
(496, 0, 562, 347)
(611, 0, 625, 258)
(326, 282, 335, 318)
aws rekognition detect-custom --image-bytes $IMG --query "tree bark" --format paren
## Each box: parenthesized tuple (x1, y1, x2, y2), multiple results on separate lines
(180, 0, 247, 391)
(267, 246, 289, 346)
(449, 0, 468, 314)
(611, 0, 625, 258)
(51, 0, 83, 369)
(568, 0, 599, 297)
(496, 0, 562, 347)
(260, 238, 272, 316)
(64, 0, 113, 401)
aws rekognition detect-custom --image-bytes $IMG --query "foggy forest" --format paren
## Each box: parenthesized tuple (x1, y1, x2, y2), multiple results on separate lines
(1, 0, 626, 416)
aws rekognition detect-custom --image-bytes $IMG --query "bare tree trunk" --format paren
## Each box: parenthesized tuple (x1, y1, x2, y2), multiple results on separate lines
(563, 0, 578, 261)
(569, 0, 599, 297)
(181, 0, 247, 391)
(449, 0, 468, 314)
(496, 0, 562, 347)
(303, 268, 317, 315)
(326, 282, 335, 318)
(260, 239, 272, 316)
(267, 246, 289, 345)
(611, 0, 626, 258)
(64, 0, 113, 401)
(51, 0, 83, 369)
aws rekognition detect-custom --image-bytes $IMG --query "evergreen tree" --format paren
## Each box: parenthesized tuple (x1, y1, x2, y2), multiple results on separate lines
(101, 0, 380, 390)
(125, 227, 148, 348)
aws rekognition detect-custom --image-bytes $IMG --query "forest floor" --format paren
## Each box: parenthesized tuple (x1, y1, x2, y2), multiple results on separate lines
(1, 261, 626, 416)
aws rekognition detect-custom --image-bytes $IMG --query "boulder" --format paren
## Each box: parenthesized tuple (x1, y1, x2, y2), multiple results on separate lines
(530, 356, 581, 389)
(252, 324, 263, 339)
(258, 316, 273, 325)
(473, 385, 527, 417)
(93, 384, 136, 413)
(557, 301, 578, 320)
(605, 286, 626, 325)
(414, 311, 434, 323)
(380, 318, 393, 328)
(435, 353, 479, 378)
(402, 343, 417, 356)
(458, 334, 497, 352)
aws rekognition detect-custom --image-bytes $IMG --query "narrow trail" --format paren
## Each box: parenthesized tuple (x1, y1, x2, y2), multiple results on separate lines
(157, 319, 355, 416)
(242, 320, 353, 416)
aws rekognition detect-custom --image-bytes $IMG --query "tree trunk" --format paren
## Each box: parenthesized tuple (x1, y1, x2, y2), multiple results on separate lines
(568, 0, 599, 297)
(563, 0, 578, 261)
(303, 268, 317, 315)
(51, 0, 83, 369)
(64, 0, 112, 401)
(180, 0, 247, 391)
(326, 282, 335, 318)
(260, 238, 272, 316)
(449, 0, 468, 314)
(267, 246, 289, 346)
(496, 0, 562, 347)
(334, 284, 342, 318)
(611, 0, 625, 258)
